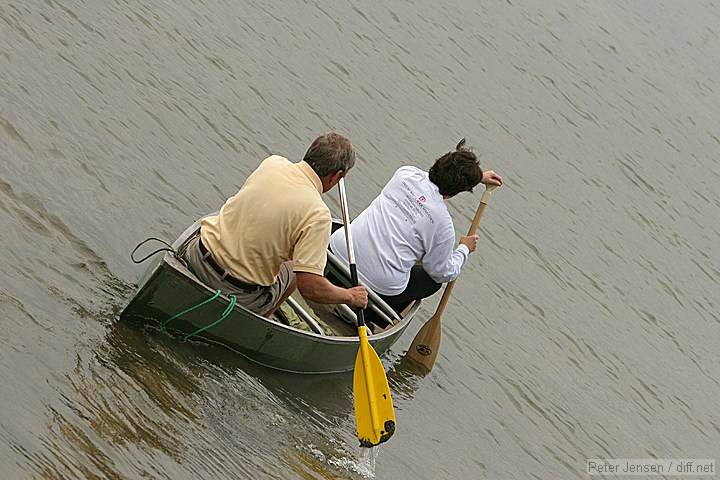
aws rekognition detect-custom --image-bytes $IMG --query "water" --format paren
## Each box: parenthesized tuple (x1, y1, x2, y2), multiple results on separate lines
(1, 0, 718, 478)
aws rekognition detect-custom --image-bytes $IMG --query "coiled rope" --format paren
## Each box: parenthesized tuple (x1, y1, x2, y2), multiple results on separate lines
(161, 290, 237, 340)
(182, 294, 237, 341)
(163, 290, 221, 327)
(131, 236, 237, 340)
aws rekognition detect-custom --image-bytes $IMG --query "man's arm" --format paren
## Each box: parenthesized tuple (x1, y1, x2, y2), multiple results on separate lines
(296, 272, 368, 308)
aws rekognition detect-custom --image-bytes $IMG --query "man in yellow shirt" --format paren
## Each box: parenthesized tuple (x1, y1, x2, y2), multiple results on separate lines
(182, 132, 368, 317)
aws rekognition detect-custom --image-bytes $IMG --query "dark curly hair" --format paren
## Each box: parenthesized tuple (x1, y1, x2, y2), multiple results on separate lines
(428, 138, 483, 196)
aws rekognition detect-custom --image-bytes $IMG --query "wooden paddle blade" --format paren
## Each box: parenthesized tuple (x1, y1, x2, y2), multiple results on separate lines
(353, 326, 396, 447)
(405, 310, 442, 373)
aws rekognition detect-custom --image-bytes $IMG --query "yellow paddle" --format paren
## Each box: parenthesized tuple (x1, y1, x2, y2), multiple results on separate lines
(406, 184, 498, 373)
(338, 178, 396, 447)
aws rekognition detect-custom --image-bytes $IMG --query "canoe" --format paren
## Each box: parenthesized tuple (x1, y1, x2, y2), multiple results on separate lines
(120, 215, 420, 373)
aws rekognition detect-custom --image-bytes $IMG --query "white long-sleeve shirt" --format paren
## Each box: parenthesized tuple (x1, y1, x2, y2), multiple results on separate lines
(330, 166, 468, 296)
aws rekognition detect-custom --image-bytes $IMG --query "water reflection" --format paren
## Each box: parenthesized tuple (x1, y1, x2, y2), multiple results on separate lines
(92, 319, 396, 478)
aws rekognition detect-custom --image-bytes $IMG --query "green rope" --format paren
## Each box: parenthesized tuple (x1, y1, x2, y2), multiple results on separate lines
(183, 294, 237, 341)
(163, 290, 222, 326)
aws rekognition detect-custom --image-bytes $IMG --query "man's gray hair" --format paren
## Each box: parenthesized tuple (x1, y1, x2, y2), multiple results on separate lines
(303, 132, 356, 176)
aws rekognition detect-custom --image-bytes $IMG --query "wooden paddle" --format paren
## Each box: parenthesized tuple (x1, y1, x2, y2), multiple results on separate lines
(406, 184, 498, 373)
(338, 178, 396, 447)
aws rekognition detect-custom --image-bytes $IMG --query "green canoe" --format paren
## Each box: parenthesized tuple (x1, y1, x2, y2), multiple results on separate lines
(120, 216, 420, 373)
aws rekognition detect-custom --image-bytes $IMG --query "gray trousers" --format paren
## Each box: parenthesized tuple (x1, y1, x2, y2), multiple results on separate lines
(181, 234, 293, 316)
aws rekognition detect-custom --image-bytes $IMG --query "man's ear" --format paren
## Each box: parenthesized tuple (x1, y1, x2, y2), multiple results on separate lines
(331, 169, 344, 184)
(321, 169, 344, 192)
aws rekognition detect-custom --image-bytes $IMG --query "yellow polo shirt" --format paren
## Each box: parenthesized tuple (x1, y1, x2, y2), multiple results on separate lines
(200, 155, 330, 286)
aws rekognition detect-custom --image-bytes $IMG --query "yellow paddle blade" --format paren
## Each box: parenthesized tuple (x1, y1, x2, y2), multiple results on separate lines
(353, 326, 396, 447)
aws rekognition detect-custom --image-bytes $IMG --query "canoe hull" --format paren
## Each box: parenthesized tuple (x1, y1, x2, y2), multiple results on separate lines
(121, 245, 416, 374)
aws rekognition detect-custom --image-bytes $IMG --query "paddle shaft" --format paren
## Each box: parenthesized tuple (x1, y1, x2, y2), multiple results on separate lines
(338, 178, 380, 420)
(433, 185, 496, 317)
(338, 180, 366, 328)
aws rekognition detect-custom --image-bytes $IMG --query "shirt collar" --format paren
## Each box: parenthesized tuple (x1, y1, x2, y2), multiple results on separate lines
(298, 160, 323, 194)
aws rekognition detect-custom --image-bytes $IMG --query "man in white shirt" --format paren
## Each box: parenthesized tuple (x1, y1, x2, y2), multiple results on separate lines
(330, 139, 502, 324)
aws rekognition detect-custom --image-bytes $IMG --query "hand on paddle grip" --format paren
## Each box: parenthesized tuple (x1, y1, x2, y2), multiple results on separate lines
(460, 234, 479, 253)
(481, 170, 503, 186)
(347, 286, 368, 309)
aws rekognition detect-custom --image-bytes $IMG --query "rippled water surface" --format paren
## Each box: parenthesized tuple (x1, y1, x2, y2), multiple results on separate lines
(1, 0, 718, 478)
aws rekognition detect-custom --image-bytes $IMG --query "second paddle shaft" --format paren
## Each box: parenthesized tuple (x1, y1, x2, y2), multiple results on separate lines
(338, 178, 367, 328)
